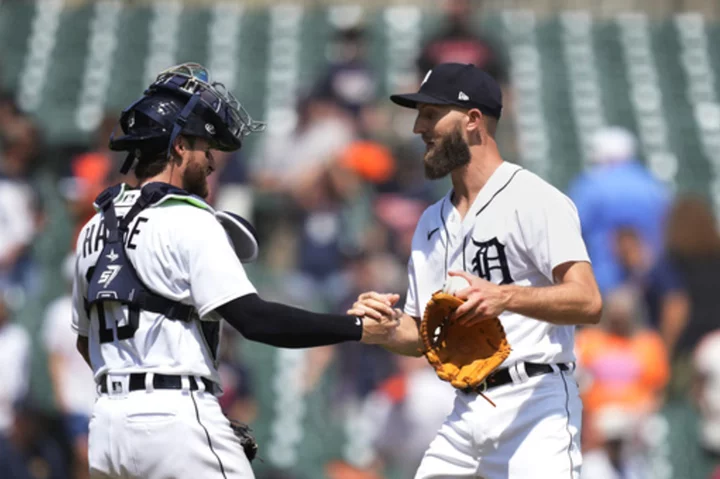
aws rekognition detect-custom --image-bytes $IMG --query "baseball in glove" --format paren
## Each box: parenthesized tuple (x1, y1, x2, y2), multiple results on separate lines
(420, 291, 511, 406)
(230, 419, 259, 462)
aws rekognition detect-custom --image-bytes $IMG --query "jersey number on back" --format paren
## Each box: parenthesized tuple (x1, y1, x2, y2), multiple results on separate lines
(86, 266, 139, 343)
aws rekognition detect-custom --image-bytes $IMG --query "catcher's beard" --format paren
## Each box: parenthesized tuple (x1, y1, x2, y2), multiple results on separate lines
(424, 125, 472, 180)
(182, 159, 209, 198)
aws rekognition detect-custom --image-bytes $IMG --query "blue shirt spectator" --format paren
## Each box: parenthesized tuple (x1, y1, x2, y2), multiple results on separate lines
(615, 227, 684, 329)
(569, 127, 670, 294)
(642, 257, 683, 328)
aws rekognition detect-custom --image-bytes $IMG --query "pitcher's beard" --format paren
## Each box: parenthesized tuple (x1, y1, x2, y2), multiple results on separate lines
(424, 127, 472, 180)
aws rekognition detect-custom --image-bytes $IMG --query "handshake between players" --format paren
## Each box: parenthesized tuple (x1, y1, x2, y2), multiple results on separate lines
(350, 291, 421, 355)
(350, 270, 504, 355)
(354, 292, 404, 346)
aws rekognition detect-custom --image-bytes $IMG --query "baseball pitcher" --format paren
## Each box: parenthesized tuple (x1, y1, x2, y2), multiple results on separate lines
(350, 63, 602, 478)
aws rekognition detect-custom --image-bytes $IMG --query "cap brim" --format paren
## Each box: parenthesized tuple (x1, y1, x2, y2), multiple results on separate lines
(389, 92, 452, 109)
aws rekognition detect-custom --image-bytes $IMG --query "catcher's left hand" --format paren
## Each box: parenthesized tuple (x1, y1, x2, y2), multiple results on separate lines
(229, 419, 258, 462)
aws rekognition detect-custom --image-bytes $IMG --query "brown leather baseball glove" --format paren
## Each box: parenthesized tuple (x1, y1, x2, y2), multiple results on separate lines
(420, 291, 511, 406)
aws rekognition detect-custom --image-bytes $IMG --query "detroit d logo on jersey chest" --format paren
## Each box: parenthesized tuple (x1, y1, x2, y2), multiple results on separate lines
(470, 237, 514, 285)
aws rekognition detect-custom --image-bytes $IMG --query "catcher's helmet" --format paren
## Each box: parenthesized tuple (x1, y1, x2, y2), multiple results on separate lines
(110, 63, 265, 174)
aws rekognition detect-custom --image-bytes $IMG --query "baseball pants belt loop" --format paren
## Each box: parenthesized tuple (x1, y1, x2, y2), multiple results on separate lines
(144, 372, 155, 393)
(507, 363, 521, 383)
(180, 375, 191, 392)
(514, 362, 531, 382)
(194, 375, 206, 393)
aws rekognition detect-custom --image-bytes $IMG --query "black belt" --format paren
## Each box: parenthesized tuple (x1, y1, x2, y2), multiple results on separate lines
(468, 362, 571, 394)
(99, 373, 218, 395)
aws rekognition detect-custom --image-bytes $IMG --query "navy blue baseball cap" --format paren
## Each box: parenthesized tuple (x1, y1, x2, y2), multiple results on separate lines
(390, 63, 502, 118)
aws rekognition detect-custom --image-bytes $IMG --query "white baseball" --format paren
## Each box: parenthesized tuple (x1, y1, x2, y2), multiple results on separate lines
(443, 275, 471, 296)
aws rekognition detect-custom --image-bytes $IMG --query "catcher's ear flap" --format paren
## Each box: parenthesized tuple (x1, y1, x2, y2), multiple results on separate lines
(215, 211, 259, 263)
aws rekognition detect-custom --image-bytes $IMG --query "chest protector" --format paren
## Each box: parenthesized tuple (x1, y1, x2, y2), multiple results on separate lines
(85, 182, 259, 354)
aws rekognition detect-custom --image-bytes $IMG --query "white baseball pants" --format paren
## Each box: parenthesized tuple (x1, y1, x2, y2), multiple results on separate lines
(415, 366, 583, 479)
(88, 375, 254, 479)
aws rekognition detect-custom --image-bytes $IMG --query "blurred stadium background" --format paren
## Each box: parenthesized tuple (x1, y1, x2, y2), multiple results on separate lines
(1, 0, 720, 478)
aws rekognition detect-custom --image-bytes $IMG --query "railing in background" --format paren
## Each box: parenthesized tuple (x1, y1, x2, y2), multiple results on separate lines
(17, 0, 63, 113)
(54, 0, 720, 20)
(561, 10, 606, 168)
(264, 4, 302, 136)
(617, 12, 680, 189)
(207, 2, 244, 92)
(676, 13, 720, 216)
(143, 0, 183, 87)
(503, 10, 551, 179)
(75, 0, 121, 133)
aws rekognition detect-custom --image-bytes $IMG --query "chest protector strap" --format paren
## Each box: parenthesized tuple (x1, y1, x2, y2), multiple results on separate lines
(86, 184, 198, 322)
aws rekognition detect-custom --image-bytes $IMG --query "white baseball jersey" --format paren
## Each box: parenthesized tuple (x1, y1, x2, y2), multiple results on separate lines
(72, 185, 257, 385)
(404, 161, 590, 366)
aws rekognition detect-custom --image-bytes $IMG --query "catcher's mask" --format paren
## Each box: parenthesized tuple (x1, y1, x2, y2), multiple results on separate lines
(110, 63, 266, 174)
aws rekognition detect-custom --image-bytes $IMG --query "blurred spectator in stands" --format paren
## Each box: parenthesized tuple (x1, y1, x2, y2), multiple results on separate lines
(276, 137, 397, 307)
(0, 400, 69, 479)
(658, 329, 720, 479)
(0, 116, 41, 295)
(59, 113, 123, 240)
(249, 91, 356, 278)
(317, 25, 377, 135)
(575, 286, 669, 450)
(217, 326, 257, 426)
(373, 193, 428, 258)
(42, 254, 94, 479)
(568, 127, 670, 294)
(206, 150, 254, 220)
(335, 248, 406, 402)
(580, 405, 647, 479)
(289, 155, 362, 300)
(251, 92, 355, 197)
(293, 246, 407, 413)
(614, 227, 688, 336)
(0, 290, 31, 438)
(334, 140, 398, 252)
(59, 152, 113, 245)
(338, 141, 395, 192)
(663, 195, 720, 396)
(0, 92, 21, 140)
(325, 460, 383, 479)
(256, 469, 303, 479)
(416, 0, 508, 86)
(93, 112, 125, 177)
(342, 356, 455, 478)
(378, 138, 438, 202)
(692, 331, 720, 460)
